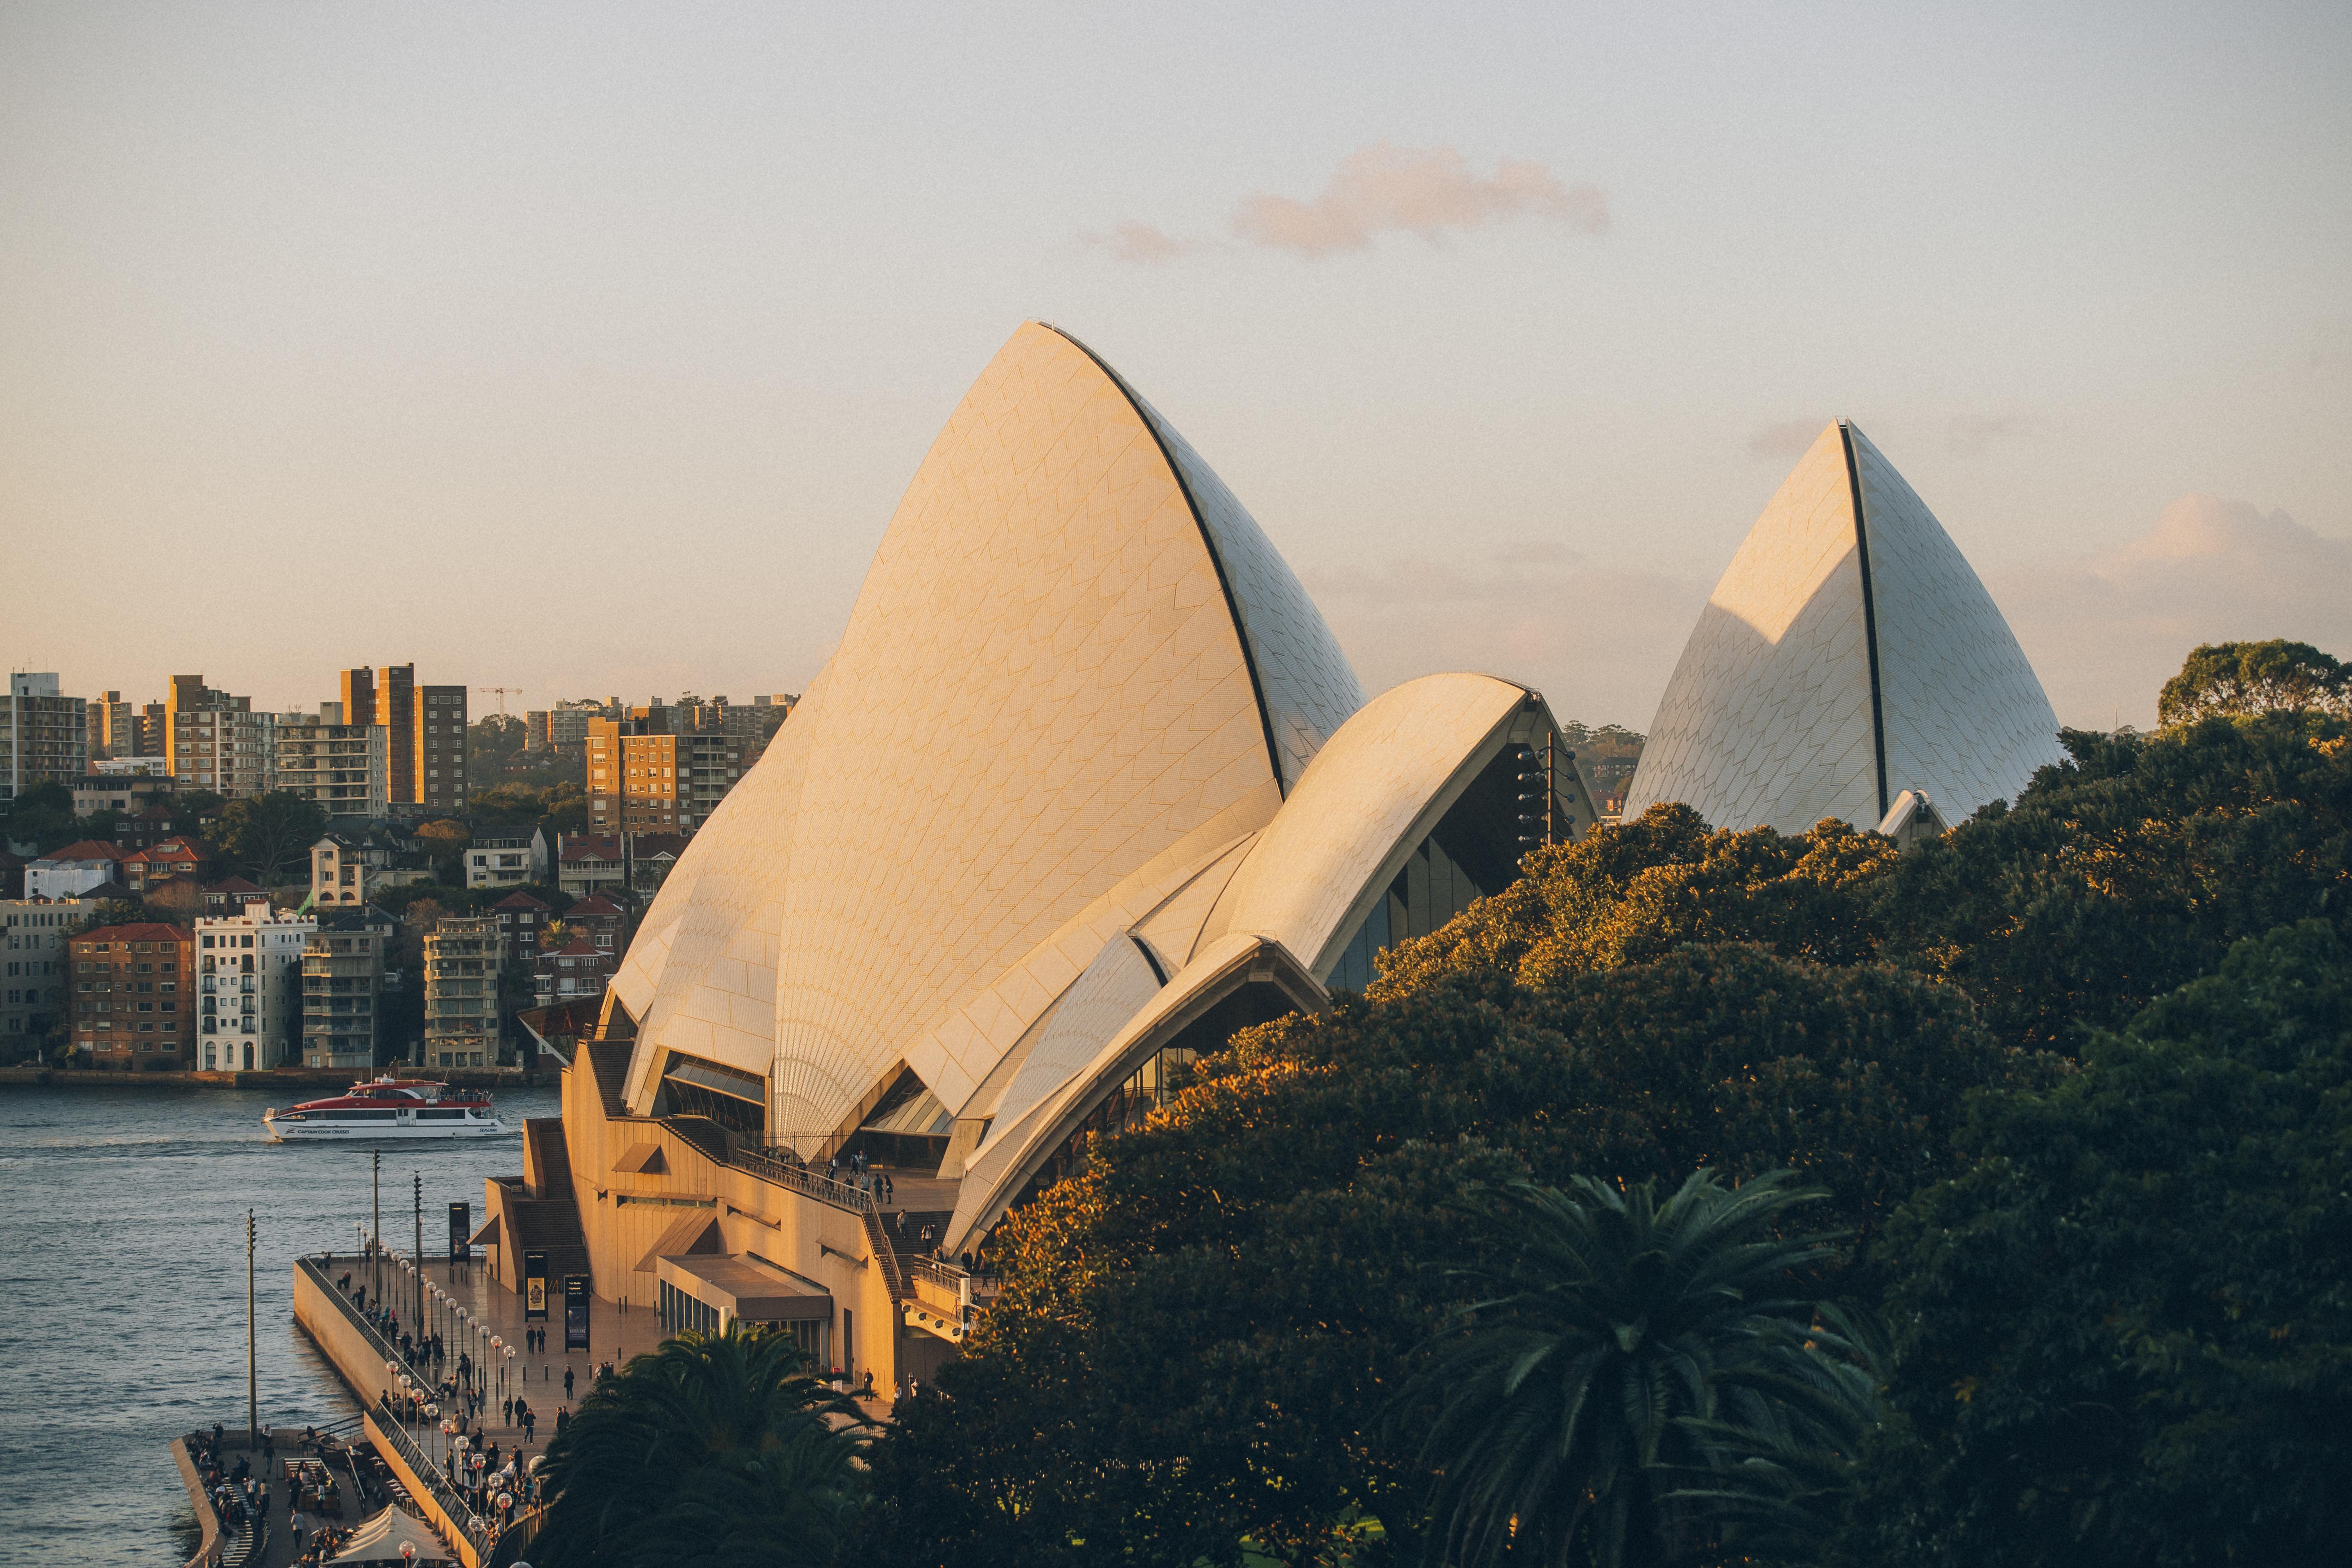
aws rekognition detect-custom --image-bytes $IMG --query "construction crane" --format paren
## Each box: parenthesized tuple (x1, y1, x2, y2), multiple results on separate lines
(475, 686, 524, 715)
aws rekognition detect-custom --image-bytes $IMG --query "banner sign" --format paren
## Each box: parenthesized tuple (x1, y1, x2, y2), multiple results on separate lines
(523, 1248, 548, 1321)
(448, 1201, 470, 1263)
(563, 1275, 591, 1352)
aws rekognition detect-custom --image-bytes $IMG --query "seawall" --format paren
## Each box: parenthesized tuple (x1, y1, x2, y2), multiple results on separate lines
(0, 1065, 536, 1090)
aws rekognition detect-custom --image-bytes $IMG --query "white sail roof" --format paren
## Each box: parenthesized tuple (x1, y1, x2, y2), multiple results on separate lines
(1624, 421, 2063, 834)
(617, 321, 1364, 1150)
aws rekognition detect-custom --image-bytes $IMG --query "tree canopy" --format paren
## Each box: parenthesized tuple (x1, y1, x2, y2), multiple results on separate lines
(0, 781, 81, 853)
(2156, 638, 2351, 726)
(863, 942, 2043, 1566)
(1837, 919, 2352, 1568)
(536, 1324, 869, 1568)
(1410, 1170, 1844, 1568)
(214, 790, 328, 885)
(848, 645, 2352, 1566)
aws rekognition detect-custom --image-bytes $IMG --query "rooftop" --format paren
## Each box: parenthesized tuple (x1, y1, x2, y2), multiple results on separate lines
(74, 921, 191, 944)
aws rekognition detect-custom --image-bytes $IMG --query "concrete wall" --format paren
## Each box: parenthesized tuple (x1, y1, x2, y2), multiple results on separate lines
(293, 1259, 401, 1410)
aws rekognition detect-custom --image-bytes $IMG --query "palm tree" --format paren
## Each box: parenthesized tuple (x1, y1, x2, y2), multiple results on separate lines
(534, 1323, 870, 1568)
(1406, 1168, 1840, 1568)
(1662, 1303, 1889, 1560)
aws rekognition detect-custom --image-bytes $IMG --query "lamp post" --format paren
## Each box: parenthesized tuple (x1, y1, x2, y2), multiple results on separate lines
(372, 1148, 382, 1305)
(412, 1171, 424, 1341)
(245, 1209, 258, 1452)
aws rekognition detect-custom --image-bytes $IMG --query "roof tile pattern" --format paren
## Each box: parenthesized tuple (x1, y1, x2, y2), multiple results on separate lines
(1850, 427, 2067, 818)
(1625, 421, 2063, 833)
(615, 679, 822, 1107)
(1204, 672, 1532, 979)
(1623, 424, 1881, 832)
(984, 933, 1164, 1134)
(599, 322, 1365, 1153)
(1120, 383, 1367, 788)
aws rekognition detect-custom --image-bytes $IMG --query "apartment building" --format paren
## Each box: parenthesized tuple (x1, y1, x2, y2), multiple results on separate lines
(196, 902, 316, 1071)
(69, 922, 196, 1067)
(416, 685, 469, 810)
(587, 704, 748, 835)
(421, 915, 500, 1068)
(3, 673, 88, 804)
(166, 675, 273, 798)
(273, 713, 389, 819)
(301, 907, 393, 1069)
(73, 774, 178, 821)
(339, 665, 467, 810)
(341, 665, 414, 803)
(86, 690, 145, 760)
(525, 698, 610, 755)
(2, 895, 96, 1057)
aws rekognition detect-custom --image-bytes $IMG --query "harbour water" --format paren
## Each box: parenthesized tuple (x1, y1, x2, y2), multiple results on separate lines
(0, 1081, 559, 1566)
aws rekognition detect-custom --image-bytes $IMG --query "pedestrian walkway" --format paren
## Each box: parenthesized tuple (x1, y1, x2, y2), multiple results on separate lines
(321, 1248, 666, 1469)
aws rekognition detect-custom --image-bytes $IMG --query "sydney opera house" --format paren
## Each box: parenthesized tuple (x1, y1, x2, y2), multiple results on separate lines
(480, 322, 2066, 1388)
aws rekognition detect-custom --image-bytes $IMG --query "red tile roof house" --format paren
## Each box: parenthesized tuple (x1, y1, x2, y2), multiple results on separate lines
(120, 836, 218, 894)
(26, 841, 127, 899)
(556, 834, 626, 898)
(534, 935, 619, 1007)
(563, 893, 628, 956)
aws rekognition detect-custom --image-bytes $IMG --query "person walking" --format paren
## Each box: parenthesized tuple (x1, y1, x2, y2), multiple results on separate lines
(522, 1407, 536, 1444)
(563, 1365, 574, 1400)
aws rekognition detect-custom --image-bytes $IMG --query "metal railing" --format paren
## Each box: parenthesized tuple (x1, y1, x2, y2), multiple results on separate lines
(369, 1395, 493, 1555)
(298, 1256, 494, 1554)
(726, 1140, 876, 1215)
(907, 1254, 968, 1323)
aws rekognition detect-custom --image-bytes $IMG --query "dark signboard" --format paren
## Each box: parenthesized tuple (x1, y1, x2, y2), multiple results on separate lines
(523, 1248, 548, 1321)
(447, 1201, 470, 1263)
(563, 1275, 591, 1352)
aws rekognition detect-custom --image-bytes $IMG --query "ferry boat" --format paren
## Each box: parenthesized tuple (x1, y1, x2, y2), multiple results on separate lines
(263, 1077, 509, 1141)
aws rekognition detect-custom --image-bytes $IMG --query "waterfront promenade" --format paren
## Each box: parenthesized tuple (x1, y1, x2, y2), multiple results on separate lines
(293, 1244, 896, 1563)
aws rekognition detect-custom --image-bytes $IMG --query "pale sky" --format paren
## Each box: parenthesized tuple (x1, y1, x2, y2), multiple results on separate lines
(5, 2, 2348, 730)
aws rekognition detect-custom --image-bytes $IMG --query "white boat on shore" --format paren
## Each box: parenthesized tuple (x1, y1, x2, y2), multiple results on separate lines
(264, 1077, 510, 1141)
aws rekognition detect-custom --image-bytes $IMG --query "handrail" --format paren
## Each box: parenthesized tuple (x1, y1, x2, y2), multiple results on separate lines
(859, 1203, 907, 1303)
(487, 1504, 549, 1568)
(907, 1254, 969, 1299)
(372, 1392, 494, 1552)
(297, 1255, 494, 1552)
(723, 1139, 874, 1215)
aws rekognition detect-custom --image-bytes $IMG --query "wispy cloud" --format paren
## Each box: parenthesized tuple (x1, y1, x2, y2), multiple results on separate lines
(1946, 412, 2041, 457)
(1079, 221, 1198, 265)
(1746, 419, 1824, 461)
(1993, 494, 2352, 727)
(1234, 143, 1606, 258)
(1089, 143, 1606, 266)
